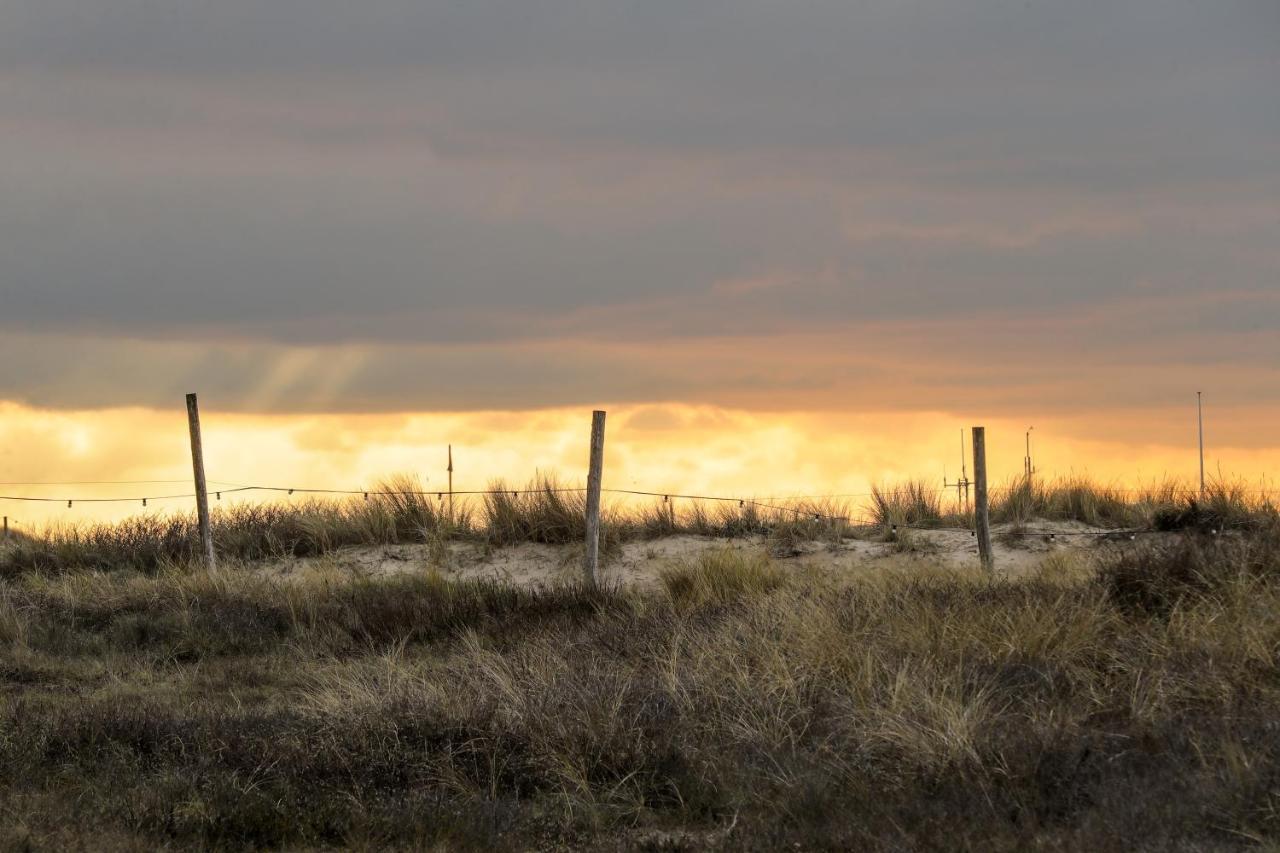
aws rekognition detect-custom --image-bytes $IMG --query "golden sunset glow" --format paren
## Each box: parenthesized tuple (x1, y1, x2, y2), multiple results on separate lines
(3, 400, 1276, 530)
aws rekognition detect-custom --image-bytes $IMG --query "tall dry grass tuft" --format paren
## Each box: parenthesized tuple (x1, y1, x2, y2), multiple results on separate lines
(362, 473, 452, 539)
(990, 476, 1276, 532)
(636, 498, 680, 539)
(1149, 479, 1278, 532)
(871, 480, 943, 527)
(993, 476, 1135, 527)
(659, 548, 788, 607)
(481, 474, 594, 546)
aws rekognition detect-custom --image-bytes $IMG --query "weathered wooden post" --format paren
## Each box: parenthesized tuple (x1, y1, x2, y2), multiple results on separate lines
(186, 393, 217, 573)
(972, 426, 993, 575)
(583, 410, 606, 585)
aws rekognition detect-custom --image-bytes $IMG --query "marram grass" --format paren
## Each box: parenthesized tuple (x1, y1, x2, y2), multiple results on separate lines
(2, 472, 1275, 576)
(3, 534, 1280, 849)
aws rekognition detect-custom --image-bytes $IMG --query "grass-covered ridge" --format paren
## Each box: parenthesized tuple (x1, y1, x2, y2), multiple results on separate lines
(3, 530, 1280, 849)
(2, 473, 1275, 576)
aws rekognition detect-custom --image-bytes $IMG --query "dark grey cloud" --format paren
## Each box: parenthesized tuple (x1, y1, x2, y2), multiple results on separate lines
(5, 0, 1278, 165)
(0, 0, 1277, 411)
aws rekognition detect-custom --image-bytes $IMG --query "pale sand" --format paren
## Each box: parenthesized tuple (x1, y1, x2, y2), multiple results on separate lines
(261, 520, 1156, 588)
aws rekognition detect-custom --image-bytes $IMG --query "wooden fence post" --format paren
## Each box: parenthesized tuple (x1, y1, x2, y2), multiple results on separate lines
(584, 410, 607, 585)
(186, 393, 217, 573)
(2, 516, 7, 541)
(972, 426, 993, 575)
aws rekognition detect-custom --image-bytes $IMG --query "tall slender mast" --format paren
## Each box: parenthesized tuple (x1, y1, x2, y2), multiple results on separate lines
(1025, 426, 1034, 480)
(447, 444, 455, 524)
(1197, 392, 1205, 497)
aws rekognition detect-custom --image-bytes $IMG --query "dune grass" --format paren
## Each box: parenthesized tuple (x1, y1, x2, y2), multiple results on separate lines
(992, 476, 1135, 527)
(658, 547, 788, 607)
(3, 533, 1280, 849)
(4, 472, 1276, 577)
(870, 480, 945, 527)
(0, 477, 859, 576)
(990, 476, 1277, 531)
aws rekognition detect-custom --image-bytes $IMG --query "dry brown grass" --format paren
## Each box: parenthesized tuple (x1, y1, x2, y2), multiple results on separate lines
(6, 471, 1274, 579)
(0, 481, 859, 577)
(3, 532, 1280, 849)
(871, 480, 944, 527)
(992, 476, 1278, 531)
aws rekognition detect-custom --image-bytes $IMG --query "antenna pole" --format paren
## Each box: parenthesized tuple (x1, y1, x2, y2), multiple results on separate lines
(1025, 426, 1034, 481)
(1197, 392, 1205, 497)
(945, 428, 974, 514)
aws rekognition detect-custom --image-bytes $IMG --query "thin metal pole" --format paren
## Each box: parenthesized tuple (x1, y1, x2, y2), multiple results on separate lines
(584, 410, 607, 586)
(186, 393, 217, 573)
(447, 444, 454, 526)
(1025, 426, 1034, 481)
(1198, 391, 1205, 497)
(973, 426, 993, 575)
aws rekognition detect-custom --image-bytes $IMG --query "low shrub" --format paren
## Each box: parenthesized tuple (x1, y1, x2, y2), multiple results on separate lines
(1096, 526, 1280, 617)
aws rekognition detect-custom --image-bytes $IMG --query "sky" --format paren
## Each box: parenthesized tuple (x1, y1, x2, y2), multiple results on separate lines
(1, 1, 1278, 525)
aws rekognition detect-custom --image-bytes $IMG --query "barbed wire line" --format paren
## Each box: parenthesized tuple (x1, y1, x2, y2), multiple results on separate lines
(0, 486, 259, 505)
(0, 484, 912, 504)
(0, 482, 895, 506)
(1, 477, 1272, 540)
(0, 485, 849, 521)
(2, 474, 1272, 507)
(0, 485, 589, 504)
(0, 479, 249, 488)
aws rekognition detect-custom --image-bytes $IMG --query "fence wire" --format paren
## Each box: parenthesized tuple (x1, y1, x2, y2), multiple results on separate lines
(2, 474, 1271, 541)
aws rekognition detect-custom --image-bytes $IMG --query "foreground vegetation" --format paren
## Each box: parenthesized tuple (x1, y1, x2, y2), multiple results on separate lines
(2, 474, 1275, 576)
(3, 526, 1280, 849)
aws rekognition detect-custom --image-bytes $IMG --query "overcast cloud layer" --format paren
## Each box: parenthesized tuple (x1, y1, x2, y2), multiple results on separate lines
(1, 0, 1277, 415)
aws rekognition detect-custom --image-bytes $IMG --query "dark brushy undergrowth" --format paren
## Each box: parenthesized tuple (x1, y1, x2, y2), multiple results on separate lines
(4, 532, 1280, 850)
